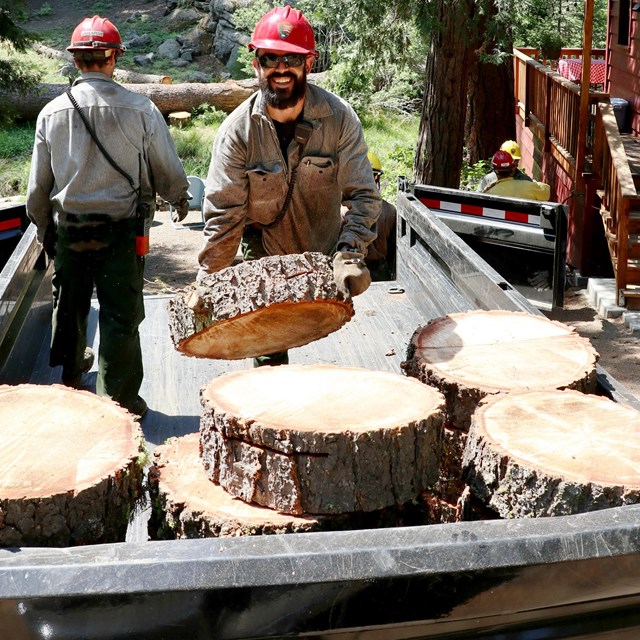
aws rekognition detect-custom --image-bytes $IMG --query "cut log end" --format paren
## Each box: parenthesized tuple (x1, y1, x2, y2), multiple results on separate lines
(179, 299, 353, 359)
(168, 253, 354, 360)
(404, 309, 598, 430)
(0, 384, 145, 547)
(200, 364, 446, 515)
(463, 389, 640, 518)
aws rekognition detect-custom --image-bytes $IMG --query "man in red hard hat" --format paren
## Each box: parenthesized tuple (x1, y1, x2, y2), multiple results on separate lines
(26, 15, 190, 418)
(198, 6, 381, 364)
(482, 151, 551, 201)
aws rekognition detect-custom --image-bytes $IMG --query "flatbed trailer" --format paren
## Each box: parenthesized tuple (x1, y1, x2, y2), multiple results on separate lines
(0, 191, 639, 639)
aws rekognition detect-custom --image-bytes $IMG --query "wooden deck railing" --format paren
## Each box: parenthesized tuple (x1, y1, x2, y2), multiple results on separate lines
(514, 48, 607, 175)
(593, 102, 640, 301)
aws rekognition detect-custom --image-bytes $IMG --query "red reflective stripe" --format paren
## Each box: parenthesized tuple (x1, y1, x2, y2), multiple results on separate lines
(419, 198, 441, 209)
(0, 218, 21, 232)
(505, 211, 529, 223)
(460, 203, 483, 216)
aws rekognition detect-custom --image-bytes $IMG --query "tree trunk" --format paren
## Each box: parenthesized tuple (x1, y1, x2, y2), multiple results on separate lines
(464, 3, 516, 164)
(168, 253, 354, 360)
(465, 59, 515, 165)
(463, 389, 640, 518)
(3, 80, 257, 121)
(199, 365, 445, 515)
(149, 433, 323, 538)
(413, 0, 478, 187)
(0, 384, 145, 547)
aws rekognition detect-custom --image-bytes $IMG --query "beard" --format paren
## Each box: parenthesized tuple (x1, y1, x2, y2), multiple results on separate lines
(260, 70, 307, 110)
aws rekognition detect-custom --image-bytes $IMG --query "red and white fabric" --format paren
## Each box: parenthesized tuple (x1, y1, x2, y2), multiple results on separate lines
(557, 58, 606, 86)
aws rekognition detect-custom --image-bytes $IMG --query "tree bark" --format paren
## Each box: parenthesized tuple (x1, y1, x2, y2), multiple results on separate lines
(199, 364, 445, 515)
(149, 433, 438, 537)
(168, 253, 354, 360)
(464, 3, 516, 164)
(0, 384, 145, 547)
(3, 79, 257, 120)
(463, 389, 640, 518)
(413, 0, 478, 187)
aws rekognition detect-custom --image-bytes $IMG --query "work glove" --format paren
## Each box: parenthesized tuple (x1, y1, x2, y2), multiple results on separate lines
(171, 198, 190, 224)
(43, 225, 57, 262)
(332, 249, 371, 298)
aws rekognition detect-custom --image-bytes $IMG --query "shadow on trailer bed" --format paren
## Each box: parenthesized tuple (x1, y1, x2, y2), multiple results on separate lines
(0, 193, 639, 639)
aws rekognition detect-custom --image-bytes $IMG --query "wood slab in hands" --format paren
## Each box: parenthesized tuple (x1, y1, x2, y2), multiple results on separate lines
(200, 364, 446, 515)
(0, 384, 145, 547)
(403, 310, 598, 431)
(462, 389, 640, 518)
(168, 252, 354, 359)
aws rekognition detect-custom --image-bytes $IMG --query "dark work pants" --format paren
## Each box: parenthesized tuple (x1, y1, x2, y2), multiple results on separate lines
(50, 221, 145, 411)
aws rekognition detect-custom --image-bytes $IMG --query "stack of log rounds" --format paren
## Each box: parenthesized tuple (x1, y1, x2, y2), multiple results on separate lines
(149, 434, 322, 538)
(0, 384, 145, 547)
(149, 432, 436, 538)
(168, 253, 354, 360)
(403, 310, 599, 514)
(462, 389, 640, 518)
(198, 364, 446, 515)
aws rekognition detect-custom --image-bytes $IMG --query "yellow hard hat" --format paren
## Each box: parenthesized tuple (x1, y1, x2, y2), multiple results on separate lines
(500, 140, 521, 160)
(368, 151, 383, 175)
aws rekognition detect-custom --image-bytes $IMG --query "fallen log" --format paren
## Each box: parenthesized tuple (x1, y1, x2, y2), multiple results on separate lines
(199, 364, 445, 515)
(0, 384, 145, 547)
(168, 253, 354, 360)
(462, 389, 640, 518)
(2, 79, 256, 120)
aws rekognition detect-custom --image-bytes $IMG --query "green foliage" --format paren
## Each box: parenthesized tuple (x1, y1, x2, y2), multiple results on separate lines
(35, 3, 53, 17)
(460, 157, 492, 191)
(360, 110, 419, 202)
(0, 123, 34, 197)
(506, 0, 608, 50)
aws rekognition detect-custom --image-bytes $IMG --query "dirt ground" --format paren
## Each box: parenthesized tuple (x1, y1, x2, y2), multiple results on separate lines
(146, 204, 640, 403)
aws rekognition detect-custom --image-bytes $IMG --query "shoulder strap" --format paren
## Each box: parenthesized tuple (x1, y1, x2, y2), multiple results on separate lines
(66, 87, 138, 195)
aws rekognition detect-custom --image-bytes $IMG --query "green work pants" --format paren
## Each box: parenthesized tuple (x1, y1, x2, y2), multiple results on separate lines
(50, 220, 145, 410)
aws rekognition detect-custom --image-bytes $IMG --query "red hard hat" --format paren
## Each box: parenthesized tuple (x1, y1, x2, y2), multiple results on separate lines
(491, 150, 516, 171)
(248, 6, 318, 57)
(67, 15, 124, 53)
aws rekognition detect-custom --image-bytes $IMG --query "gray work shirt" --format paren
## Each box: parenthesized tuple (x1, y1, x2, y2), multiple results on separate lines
(27, 72, 189, 242)
(199, 83, 381, 273)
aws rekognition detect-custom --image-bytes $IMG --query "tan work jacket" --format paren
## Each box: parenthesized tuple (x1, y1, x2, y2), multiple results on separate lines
(199, 84, 381, 274)
(27, 73, 188, 243)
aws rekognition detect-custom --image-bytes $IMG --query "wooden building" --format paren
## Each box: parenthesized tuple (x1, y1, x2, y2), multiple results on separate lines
(513, 0, 640, 308)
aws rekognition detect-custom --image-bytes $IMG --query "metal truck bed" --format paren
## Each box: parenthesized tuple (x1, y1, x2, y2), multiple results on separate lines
(1, 192, 640, 639)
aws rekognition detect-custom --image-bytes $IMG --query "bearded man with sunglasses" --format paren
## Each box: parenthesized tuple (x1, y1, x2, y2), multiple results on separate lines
(198, 7, 381, 365)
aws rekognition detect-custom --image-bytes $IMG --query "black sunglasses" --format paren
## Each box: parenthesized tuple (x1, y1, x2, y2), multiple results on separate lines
(257, 53, 306, 68)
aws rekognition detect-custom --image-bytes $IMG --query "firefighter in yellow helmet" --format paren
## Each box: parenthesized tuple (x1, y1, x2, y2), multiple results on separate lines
(483, 151, 551, 201)
(478, 139, 534, 193)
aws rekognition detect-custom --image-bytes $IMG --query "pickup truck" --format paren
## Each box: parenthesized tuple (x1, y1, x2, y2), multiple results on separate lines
(0, 188, 639, 639)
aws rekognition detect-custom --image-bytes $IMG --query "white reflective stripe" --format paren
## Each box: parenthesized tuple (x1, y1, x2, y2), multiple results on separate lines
(481, 208, 506, 220)
(440, 201, 462, 213)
